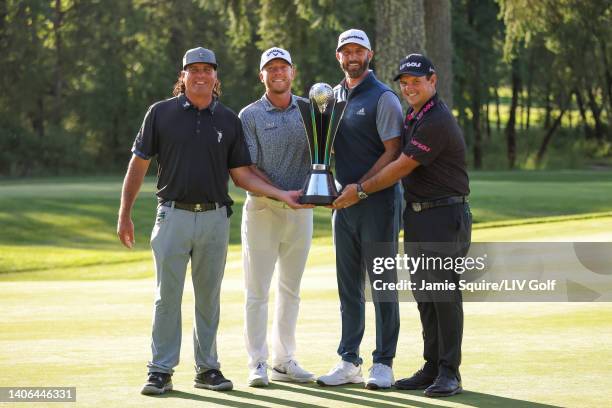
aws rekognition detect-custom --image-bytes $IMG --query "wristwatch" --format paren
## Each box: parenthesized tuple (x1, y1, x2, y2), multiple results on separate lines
(356, 183, 368, 200)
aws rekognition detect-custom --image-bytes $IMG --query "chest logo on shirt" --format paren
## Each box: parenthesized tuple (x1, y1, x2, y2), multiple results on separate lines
(355, 107, 366, 116)
(217, 130, 223, 143)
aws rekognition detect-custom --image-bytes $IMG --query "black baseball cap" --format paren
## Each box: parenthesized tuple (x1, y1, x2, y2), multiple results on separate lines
(393, 54, 435, 81)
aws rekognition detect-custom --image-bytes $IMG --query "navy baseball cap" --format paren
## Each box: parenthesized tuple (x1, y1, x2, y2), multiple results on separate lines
(393, 54, 435, 81)
(183, 47, 217, 70)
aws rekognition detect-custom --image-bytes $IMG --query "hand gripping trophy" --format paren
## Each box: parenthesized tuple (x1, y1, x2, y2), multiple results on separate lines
(297, 83, 347, 205)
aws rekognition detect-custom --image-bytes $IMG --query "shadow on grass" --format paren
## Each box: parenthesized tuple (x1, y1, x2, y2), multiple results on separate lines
(149, 382, 561, 407)
(273, 382, 562, 408)
(150, 388, 320, 408)
(0, 190, 332, 250)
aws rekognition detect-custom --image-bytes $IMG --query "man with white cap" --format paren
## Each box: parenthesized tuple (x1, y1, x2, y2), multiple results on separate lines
(117, 46, 305, 395)
(238, 47, 315, 387)
(333, 53, 471, 398)
(316, 29, 403, 389)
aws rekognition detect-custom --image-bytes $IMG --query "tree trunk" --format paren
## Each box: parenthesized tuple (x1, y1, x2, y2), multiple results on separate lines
(525, 49, 533, 130)
(52, 0, 64, 125)
(587, 87, 604, 141)
(0, 0, 7, 40)
(597, 36, 612, 124)
(544, 80, 552, 129)
(536, 109, 566, 166)
(472, 98, 482, 169)
(485, 91, 491, 140)
(495, 87, 501, 132)
(470, 46, 482, 169)
(573, 88, 591, 139)
(506, 58, 520, 169)
(424, 0, 453, 109)
(519, 90, 524, 131)
(376, 0, 425, 87)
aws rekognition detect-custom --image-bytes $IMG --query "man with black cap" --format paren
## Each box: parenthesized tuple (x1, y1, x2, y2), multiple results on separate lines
(117, 46, 305, 395)
(333, 53, 471, 398)
(317, 29, 403, 390)
(238, 47, 315, 387)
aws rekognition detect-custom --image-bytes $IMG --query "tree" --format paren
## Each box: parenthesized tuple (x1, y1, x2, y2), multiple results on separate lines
(425, 0, 453, 109)
(375, 0, 425, 87)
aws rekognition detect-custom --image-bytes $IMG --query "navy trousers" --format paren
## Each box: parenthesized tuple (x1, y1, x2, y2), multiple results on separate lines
(332, 188, 400, 366)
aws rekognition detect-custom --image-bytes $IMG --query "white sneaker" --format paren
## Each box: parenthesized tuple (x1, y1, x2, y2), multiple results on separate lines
(316, 361, 363, 386)
(271, 360, 315, 383)
(248, 362, 269, 387)
(365, 363, 394, 390)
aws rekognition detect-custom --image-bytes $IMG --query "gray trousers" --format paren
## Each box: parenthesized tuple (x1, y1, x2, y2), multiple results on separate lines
(146, 203, 230, 375)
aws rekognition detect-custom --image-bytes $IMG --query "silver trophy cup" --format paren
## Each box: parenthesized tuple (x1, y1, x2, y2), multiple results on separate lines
(297, 83, 347, 205)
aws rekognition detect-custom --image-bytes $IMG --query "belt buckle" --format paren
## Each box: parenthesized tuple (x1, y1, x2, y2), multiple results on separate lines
(412, 202, 422, 212)
(194, 203, 202, 212)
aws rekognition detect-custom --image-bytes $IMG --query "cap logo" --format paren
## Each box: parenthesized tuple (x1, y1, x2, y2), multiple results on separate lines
(340, 35, 365, 43)
(401, 62, 422, 69)
(266, 49, 285, 57)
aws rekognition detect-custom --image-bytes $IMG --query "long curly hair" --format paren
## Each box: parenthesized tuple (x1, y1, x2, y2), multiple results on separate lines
(172, 72, 222, 97)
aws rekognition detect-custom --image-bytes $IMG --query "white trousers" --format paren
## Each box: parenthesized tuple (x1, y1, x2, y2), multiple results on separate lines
(242, 195, 313, 368)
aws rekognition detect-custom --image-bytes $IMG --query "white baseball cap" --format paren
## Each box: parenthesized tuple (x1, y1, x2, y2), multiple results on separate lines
(336, 29, 371, 52)
(260, 47, 292, 70)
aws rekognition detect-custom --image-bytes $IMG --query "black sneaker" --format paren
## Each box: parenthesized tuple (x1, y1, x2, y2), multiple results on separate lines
(141, 372, 173, 395)
(194, 369, 233, 391)
(394, 368, 436, 390)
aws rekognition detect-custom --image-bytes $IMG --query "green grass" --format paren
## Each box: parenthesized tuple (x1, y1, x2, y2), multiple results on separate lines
(2, 171, 612, 277)
(0, 218, 611, 407)
(1, 173, 612, 406)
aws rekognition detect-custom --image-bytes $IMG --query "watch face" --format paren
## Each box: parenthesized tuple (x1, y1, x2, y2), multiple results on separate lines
(358, 191, 367, 199)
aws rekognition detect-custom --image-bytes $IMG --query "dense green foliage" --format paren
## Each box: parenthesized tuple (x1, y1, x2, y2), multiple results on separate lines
(0, 0, 610, 176)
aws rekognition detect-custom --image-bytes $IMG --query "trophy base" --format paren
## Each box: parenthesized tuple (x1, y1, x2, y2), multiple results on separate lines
(299, 165, 339, 206)
(299, 194, 337, 206)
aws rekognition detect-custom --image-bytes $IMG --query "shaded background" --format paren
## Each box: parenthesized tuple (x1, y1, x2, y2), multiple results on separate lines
(1, 0, 610, 176)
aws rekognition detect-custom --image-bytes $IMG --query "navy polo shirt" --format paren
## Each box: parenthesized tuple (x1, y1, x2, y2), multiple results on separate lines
(401, 93, 470, 202)
(132, 94, 252, 206)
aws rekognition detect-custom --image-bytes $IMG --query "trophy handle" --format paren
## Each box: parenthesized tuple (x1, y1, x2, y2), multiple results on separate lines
(324, 100, 347, 166)
(296, 99, 314, 164)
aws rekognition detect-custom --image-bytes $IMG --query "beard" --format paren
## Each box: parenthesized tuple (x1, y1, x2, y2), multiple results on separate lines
(342, 57, 370, 79)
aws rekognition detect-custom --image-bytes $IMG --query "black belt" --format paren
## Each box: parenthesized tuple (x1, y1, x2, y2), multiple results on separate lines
(410, 196, 468, 212)
(161, 201, 222, 212)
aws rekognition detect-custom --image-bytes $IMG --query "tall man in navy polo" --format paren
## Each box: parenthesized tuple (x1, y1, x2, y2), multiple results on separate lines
(334, 54, 471, 398)
(117, 47, 304, 395)
(317, 29, 404, 390)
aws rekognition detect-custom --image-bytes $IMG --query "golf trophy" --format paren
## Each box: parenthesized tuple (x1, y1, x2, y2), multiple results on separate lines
(297, 83, 347, 205)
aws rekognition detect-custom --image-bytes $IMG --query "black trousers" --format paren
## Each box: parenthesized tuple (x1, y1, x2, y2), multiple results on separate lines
(403, 202, 472, 378)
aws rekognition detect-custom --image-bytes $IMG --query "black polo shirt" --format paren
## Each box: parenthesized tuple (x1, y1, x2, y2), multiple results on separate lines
(401, 93, 470, 202)
(132, 94, 252, 206)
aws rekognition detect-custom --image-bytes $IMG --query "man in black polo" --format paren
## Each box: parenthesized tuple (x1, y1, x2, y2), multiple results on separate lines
(117, 46, 304, 395)
(333, 53, 471, 398)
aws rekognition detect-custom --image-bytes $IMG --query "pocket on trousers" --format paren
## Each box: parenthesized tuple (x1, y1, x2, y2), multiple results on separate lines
(151, 206, 172, 244)
(245, 198, 268, 213)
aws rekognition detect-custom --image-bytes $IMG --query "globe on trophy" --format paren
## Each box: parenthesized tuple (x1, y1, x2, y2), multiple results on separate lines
(297, 83, 347, 205)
